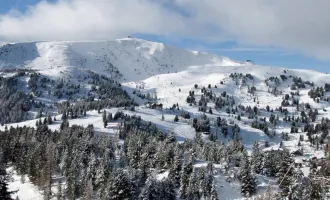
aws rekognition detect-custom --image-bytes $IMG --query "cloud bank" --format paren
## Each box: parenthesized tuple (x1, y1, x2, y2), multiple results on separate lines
(0, 0, 192, 41)
(1, 0, 330, 60)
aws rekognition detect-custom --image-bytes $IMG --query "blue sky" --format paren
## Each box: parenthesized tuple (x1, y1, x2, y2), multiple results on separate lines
(136, 34, 330, 73)
(0, 0, 43, 13)
(0, 0, 329, 73)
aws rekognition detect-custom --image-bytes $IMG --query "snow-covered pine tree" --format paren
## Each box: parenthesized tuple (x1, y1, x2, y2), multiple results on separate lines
(0, 162, 14, 200)
(289, 169, 306, 200)
(238, 150, 248, 180)
(180, 153, 193, 198)
(187, 170, 199, 199)
(240, 151, 257, 197)
(169, 155, 181, 186)
(165, 132, 176, 144)
(306, 177, 324, 200)
(82, 178, 93, 200)
(140, 176, 175, 200)
(203, 172, 213, 196)
(162, 178, 176, 200)
(263, 150, 277, 177)
(180, 169, 189, 198)
(197, 168, 207, 198)
(251, 141, 263, 174)
(210, 180, 219, 200)
(276, 150, 294, 197)
(107, 170, 132, 200)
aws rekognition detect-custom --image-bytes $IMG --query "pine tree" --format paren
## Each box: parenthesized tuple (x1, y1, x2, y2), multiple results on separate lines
(107, 113, 112, 122)
(187, 170, 199, 199)
(140, 177, 175, 200)
(0, 169, 14, 200)
(95, 162, 106, 196)
(162, 179, 176, 200)
(139, 152, 150, 183)
(43, 142, 56, 200)
(42, 117, 47, 125)
(263, 151, 277, 177)
(289, 169, 305, 200)
(0, 153, 14, 200)
(61, 112, 67, 120)
(107, 170, 132, 200)
(102, 110, 107, 123)
(197, 168, 207, 199)
(259, 185, 276, 200)
(276, 150, 294, 197)
(251, 141, 263, 174)
(169, 155, 181, 186)
(82, 178, 93, 200)
(240, 152, 257, 197)
(307, 178, 323, 200)
(320, 153, 330, 177)
(210, 180, 219, 200)
(60, 119, 69, 130)
(47, 115, 52, 124)
(179, 171, 189, 199)
(165, 132, 176, 144)
(66, 160, 77, 200)
(174, 115, 179, 122)
(139, 177, 153, 200)
(238, 150, 248, 180)
(180, 153, 193, 198)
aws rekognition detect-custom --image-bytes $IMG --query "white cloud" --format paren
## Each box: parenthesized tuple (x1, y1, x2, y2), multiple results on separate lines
(0, 0, 191, 41)
(174, 0, 330, 60)
(1, 0, 330, 60)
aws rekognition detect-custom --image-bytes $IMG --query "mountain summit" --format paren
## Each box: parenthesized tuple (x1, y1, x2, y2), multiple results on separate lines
(0, 38, 239, 82)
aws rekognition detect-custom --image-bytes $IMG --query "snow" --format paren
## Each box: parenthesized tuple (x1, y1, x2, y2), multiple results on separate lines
(7, 167, 43, 200)
(156, 171, 169, 180)
(301, 167, 310, 177)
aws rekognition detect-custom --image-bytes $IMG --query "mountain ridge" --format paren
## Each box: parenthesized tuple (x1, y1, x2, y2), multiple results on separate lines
(0, 38, 240, 82)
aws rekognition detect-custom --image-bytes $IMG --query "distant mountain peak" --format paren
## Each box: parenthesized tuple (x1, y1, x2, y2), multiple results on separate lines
(0, 39, 240, 82)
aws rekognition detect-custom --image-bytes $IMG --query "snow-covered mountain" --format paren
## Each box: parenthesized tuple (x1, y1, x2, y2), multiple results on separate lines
(1, 37, 329, 110)
(1, 37, 328, 89)
(0, 38, 239, 82)
(1, 38, 330, 199)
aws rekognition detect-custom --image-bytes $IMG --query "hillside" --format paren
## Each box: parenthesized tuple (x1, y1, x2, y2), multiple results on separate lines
(0, 38, 238, 82)
(0, 38, 330, 199)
